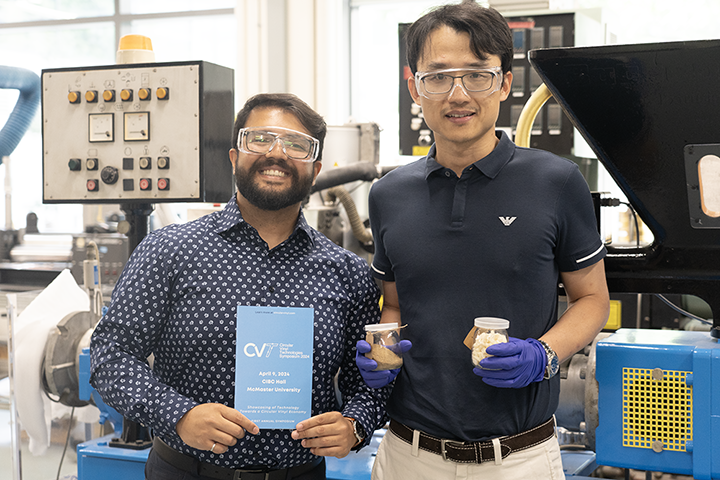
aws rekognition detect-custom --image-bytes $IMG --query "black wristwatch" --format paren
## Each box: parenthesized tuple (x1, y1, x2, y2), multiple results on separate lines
(348, 418, 366, 446)
(538, 339, 559, 379)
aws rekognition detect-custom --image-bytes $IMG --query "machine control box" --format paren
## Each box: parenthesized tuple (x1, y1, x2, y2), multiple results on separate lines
(70, 234, 129, 287)
(41, 61, 234, 204)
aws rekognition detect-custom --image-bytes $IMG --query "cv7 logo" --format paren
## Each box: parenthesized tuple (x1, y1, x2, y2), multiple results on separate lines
(244, 343, 279, 357)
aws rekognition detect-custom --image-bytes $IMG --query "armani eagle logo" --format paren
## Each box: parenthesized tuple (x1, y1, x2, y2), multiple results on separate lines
(499, 216, 517, 226)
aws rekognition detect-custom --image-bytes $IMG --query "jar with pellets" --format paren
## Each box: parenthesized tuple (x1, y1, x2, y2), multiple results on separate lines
(471, 317, 509, 367)
(364, 323, 404, 370)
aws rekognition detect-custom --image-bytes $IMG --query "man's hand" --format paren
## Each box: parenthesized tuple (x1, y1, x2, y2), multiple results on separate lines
(355, 340, 412, 388)
(472, 337, 547, 388)
(291, 412, 359, 458)
(176, 403, 260, 454)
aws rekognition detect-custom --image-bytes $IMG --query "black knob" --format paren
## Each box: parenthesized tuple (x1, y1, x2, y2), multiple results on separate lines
(101, 166, 119, 185)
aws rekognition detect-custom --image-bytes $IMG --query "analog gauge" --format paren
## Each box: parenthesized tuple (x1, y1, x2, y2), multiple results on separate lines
(124, 112, 150, 141)
(88, 113, 114, 143)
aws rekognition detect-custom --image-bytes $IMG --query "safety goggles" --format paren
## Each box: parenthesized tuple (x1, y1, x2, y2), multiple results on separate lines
(237, 126, 320, 162)
(415, 67, 503, 99)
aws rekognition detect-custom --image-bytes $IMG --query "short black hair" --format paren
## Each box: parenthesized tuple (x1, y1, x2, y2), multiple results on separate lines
(405, 3, 513, 75)
(232, 93, 327, 162)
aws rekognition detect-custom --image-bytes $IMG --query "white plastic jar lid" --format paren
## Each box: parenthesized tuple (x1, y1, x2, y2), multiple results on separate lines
(364, 322, 399, 331)
(474, 317, 510, 329)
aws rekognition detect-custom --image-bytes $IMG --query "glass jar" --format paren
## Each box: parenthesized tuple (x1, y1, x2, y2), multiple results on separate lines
(471, 317, 509, 367)
(364, 322, 404, 371)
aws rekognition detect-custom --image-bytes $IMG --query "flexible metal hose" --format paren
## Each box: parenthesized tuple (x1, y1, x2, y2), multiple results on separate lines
(325, 186, 374, 245)
(0, 66, 41, 159)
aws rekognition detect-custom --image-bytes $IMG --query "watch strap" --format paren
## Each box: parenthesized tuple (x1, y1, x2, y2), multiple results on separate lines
(537, 339, 559, 379)
(348, 418, 366, 447)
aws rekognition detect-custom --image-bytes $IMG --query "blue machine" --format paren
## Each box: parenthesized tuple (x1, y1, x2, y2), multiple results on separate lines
(596, 329, 720, 479)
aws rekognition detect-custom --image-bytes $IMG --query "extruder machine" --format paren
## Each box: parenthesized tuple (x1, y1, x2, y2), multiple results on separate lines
(532, 40, 720, 479)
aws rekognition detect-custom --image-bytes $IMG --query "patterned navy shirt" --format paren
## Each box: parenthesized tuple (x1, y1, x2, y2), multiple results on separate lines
(90, 195, 388, 469)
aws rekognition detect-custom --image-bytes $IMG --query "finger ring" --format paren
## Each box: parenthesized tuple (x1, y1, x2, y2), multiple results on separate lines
(210, 443, 216, 453)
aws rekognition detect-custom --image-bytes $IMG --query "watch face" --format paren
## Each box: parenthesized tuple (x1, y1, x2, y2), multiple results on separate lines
(354, 420, 366, 440)
(549, 356, 559, 374)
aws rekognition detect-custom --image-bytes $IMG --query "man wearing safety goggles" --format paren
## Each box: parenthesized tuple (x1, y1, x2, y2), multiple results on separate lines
(358, 3, 609, 480)
(91, 93, 389, 480)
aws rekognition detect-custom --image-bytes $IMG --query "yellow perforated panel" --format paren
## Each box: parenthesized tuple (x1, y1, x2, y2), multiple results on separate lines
(622, 368, 692, 451)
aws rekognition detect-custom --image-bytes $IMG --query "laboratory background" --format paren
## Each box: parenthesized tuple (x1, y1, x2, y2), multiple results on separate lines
(1, 0, 720, 479)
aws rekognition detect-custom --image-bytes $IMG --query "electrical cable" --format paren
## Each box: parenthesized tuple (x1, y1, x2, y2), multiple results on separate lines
(655, 294, 712, 325)
(56, 406, 75, 480)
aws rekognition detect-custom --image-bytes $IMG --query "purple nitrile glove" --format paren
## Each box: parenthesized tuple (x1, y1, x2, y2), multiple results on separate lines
(355, 339, 413, 388)
(472, 337, 547, 388)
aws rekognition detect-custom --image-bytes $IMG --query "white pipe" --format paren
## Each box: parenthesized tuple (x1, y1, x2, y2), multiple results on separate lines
(7, 294, 22, 480)
(3, 155, 11, 230)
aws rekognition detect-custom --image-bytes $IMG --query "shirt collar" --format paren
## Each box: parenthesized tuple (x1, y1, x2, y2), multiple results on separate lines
(213, 194, 316, 246)
(424, 130, 515, 180)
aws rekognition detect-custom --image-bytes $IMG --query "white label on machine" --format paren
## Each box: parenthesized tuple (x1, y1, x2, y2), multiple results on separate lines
(698, 154, 720, 218)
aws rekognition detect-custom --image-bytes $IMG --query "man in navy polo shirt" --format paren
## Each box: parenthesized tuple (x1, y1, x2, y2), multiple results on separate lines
(355, 3, 610, 479)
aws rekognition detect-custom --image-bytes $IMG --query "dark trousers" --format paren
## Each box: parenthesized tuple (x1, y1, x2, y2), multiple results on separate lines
(144, 448, 327, 480)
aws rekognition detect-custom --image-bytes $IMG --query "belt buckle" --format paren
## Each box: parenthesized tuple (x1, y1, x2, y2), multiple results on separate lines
(440, 438, 448, 461)
(233, 472, 270, 480)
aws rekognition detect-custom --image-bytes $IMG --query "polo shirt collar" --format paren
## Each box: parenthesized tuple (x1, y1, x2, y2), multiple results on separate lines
(213, 194, 316, 246)
(424, 130, 515, 180)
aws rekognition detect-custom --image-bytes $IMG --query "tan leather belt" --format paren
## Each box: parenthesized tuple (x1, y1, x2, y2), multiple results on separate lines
(389, 417, 556, 464)
(152, 437, 322, 480)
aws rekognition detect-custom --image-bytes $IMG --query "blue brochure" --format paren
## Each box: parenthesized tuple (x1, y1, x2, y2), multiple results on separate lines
(234, 306, 314, 429)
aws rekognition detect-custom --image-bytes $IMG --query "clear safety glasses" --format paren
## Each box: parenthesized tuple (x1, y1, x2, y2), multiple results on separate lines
(237, 126, 320, 162)
(415, 67, 503, 99)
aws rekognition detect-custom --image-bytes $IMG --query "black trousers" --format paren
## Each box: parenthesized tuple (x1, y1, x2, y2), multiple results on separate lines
(144, 448, 327, 480)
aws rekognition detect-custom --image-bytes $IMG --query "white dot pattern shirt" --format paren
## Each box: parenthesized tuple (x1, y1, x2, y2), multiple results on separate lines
(90, 195, 388, 469)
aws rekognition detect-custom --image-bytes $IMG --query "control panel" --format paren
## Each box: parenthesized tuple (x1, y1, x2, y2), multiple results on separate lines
(499, 13, 575, 155)
(42, 61, 234, 204)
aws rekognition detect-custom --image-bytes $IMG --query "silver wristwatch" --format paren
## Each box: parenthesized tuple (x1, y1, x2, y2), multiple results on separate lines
(538, 339, 559, 379)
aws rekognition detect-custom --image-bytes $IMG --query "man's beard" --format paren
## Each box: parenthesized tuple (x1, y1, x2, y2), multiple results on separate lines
(235, 158, 314, 211)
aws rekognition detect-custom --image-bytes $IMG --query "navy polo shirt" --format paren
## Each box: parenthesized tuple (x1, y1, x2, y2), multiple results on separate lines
(368, 131, 605, 441)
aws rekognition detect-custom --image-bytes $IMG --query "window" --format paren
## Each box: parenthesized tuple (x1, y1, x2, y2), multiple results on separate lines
(0, 1, 235, 233)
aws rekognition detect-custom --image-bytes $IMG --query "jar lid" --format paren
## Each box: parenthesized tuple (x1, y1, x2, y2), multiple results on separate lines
(364, 322, 399, 331)
(473, 317, 510, 329)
